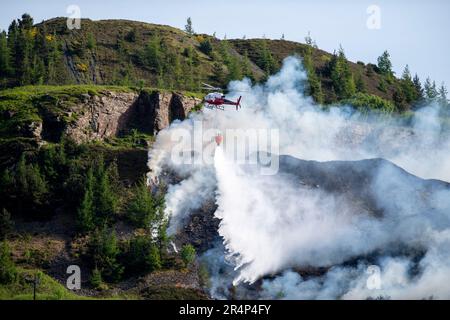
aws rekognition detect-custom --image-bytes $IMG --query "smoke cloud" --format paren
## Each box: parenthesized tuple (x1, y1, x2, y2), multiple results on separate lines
(148, 56, 450, 299)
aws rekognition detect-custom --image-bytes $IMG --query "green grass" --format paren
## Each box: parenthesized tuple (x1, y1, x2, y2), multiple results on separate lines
(101, 132, 155, 150)
(0, 84, 134, 97)
(0, 268, 85, 300)
(0, 267, 145, 300)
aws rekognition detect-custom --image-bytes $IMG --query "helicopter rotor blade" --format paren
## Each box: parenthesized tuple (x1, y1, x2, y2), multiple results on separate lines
(201, 82, 223, 91)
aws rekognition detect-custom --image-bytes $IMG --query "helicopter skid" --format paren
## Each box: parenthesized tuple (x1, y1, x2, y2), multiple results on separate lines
(204, 104, 224, 111)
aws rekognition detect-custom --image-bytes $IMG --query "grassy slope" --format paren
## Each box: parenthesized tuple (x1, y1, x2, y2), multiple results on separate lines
(26, 18, 400, 104)
(0, 268, 85, 300)
(36, 18, 221, 86)
(0, 269, 206, 300)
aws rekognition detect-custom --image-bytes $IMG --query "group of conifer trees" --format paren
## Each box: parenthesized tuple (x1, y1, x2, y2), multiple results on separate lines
(0, 14, 62, 86)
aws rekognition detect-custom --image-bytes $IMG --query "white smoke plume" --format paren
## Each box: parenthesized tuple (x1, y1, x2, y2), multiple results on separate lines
(147, 56, 450, 299)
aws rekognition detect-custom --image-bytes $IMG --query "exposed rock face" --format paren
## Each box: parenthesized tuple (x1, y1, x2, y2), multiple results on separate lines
(43, 91, 201, 143)
(21, 121, 43, 140)
(65, 91, 139, 142)
(176, 199, 220, 253)
(145, 91, 200, 132)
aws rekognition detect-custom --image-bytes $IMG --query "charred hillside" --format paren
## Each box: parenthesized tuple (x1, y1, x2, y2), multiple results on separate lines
(176, 155, 450, 254)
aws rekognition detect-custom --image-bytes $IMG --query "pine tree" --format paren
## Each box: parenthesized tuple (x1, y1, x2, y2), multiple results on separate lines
(259, 40, 276, 77)
(424, 77, 438, 100)
(143, 35, 163, 74)
(88, 227, 123, 282)
(438, 83, 448, 107)
(15, 155, 48, 211)
(227, 54, 242, 82)
(127, 177, 155, 229)
(184, 17, 194, 35)
(377, 50, 393, 76)
(77, 168, 95, 233)
(329, 46, 355, 99)
(303, 47, 324, 103)
(0, 31, 12, 77)
(240, 50, 253, 80)
(126, 235, 161, 273)
(7, 21, 19, 76)
(400, 65, 416, 103)
(0, 169, 14, 198)
(212, 62, 225, 87)
(46, 32, 61, 84)
(90, 267, 104, 289)
(393, 84, 408, 111)
(28, 164, 48, 207)
(31, 54, 45, 84)
(11, 14, 36, 85)
(86, 33, 96, 50)
(305, 31, 313, 46)
(413, 74, 424, 101)
(18, 14, 34, 30)
(94, 158, 118, 224)
(146, 244, 162, 271)
(218, 41, 230, 65)
(199, 38, 212, 55)
(16, 28, 33, 85)
(356, 74, 366, 93)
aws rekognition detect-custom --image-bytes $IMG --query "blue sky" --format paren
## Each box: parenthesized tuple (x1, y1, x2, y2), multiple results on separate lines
(1, 0, 449, 88)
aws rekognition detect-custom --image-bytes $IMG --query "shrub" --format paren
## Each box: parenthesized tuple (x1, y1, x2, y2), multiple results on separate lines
(86, 33, 96, 50)
(378, 79, 387, 93)
(75, 63, 88, 73)
(199, 39, 212, 56)
(342, 93, 395, 114)
(90, 268, 107, 290)
(87, 228, 123, 282)
(0, 241, 17, 284)
(198, 263, 211, 288)
(181, 244, 196, 267)
(125, 30, 137, 42)
(123, 235, 161, 275)
(0, 208, 14, 239)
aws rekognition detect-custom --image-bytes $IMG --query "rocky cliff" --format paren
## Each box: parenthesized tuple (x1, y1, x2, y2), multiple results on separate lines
(63, 90, 201, 143)
(5, 89, 201, 145)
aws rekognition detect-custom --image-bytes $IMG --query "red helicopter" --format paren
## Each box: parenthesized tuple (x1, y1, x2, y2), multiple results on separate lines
(202, 83, 242, 111)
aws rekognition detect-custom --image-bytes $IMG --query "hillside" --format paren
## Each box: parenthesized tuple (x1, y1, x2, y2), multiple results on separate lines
(0, 15, 448, 301)
(0, 84, 208, 299)
(0, 16, 435, 110)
